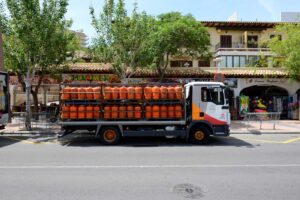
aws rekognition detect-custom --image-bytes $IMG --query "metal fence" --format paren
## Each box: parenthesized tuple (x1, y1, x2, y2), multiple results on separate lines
(243, 112, 281, 130)
(11, 112, 56, 129)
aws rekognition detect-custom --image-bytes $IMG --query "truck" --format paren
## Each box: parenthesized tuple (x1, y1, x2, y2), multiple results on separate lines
(58, 81, 230, 145)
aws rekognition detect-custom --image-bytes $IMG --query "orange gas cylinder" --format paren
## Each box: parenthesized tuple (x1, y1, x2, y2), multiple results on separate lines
(93, 106, 100, 119)
(71, 87, 78, 99)
(104, 106, 111, 119)
(112, 87, 119, 99)
(175, 105, 183, 118)
(78, 87, 86, 100)
(144, 86, 152, 100)
(69, 105, 78, 119)
(86, 105, 94, 119)
(167, 86, 175, 99)
(61, 105, 70, 119)
(111, 105, 119, 119)
(127, 87, 135, 99)
(175, 86, 183, 99)
(160, 86, 168, 99)
(86, 87, 94, 100)
(119, 87, 127, 99)
(61, 87, 71, 100)
(78, 105, 86, 119)
(104, 87, 112, 100)
(168, 105, 175, 118)
(160, 105, 168, 119)
(127, 105, 134, 119)
(145, 105, 152, 119)
(134, 106, 142, 119)
(134, 87, 142, 100)
(119, 105, 126, 119)
(152, 105, 160, 119)
(93, 87, 101, 100)
(152, 86, 160, 100)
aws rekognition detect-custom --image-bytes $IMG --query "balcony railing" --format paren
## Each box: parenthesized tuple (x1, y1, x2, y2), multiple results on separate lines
(215, 42, 269, 52)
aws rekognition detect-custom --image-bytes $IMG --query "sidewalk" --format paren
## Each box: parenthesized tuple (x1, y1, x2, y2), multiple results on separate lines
(0, 123, 61, 137)
(1, 120, 300, 137)
(230, 120, 300, 134)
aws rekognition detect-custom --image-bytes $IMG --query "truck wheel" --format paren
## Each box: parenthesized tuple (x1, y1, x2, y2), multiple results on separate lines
(189, 126, 210, 145)
(100, 127, 121, 145)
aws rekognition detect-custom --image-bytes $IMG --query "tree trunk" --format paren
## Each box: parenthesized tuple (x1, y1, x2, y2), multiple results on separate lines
(31, 75, 43, 120)
(25, 67, 31, 131)
(17, 73, 26, 92)
(158, 54, 169, 83)
(31, 90, 39, 120)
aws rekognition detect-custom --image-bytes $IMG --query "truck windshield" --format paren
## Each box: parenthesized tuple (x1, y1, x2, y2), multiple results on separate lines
(201, 87, 224, 105)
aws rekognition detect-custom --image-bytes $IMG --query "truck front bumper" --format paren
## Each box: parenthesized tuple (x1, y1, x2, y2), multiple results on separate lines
(213, 125, 230, 136)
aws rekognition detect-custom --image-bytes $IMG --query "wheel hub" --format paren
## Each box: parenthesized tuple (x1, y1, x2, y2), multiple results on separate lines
(194, 131, 205, 141)
(103, 130, 117, 142)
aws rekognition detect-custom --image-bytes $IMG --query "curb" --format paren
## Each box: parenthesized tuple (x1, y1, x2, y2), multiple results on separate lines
(230, 131, 300, 134)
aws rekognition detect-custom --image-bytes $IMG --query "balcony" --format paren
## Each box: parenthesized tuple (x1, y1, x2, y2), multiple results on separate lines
(215, 42, 269, 51)
(214, 42, 273, 57)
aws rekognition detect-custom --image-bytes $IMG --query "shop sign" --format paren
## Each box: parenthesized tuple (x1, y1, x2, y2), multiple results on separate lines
(247, 78, 286, 84)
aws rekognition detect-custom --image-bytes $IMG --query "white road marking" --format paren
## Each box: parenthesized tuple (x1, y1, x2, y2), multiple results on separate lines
(0, 164, 299, 169)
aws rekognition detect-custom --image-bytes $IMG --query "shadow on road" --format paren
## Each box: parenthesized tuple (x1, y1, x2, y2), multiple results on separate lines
(0, 137, 22, 148)
(58, 133, 254, 148)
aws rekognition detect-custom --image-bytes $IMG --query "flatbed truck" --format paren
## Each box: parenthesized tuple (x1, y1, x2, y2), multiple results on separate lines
(59, 82, 230, 145)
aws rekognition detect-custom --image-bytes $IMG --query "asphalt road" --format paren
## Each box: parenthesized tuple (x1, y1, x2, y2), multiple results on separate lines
(0, 133, 300, 200)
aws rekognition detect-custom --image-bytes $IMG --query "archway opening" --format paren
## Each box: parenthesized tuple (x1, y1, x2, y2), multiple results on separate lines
(240, 85, 289, 119)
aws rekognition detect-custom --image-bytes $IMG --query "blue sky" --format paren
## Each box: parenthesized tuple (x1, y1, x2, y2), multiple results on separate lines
(66, 0, 300, 40)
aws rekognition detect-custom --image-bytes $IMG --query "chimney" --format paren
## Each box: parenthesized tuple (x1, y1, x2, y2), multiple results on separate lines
(0, 32, 4, 71)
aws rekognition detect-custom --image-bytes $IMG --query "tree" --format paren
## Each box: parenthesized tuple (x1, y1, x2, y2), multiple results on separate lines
(90, 0, 155, 82)
(0, 2, 6, 71)
(148, 12, 210, 81)
(269, 23, 300, 80)
(0, 0, 77, 130)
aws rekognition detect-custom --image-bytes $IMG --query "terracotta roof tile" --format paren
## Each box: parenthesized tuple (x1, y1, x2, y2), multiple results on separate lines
(64, 63, 289, 78)
(65, 63, 113, 73)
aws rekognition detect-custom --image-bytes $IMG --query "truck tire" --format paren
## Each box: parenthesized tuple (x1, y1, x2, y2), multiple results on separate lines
(189, 126, 210, 145)
(99, 126, 121, 145)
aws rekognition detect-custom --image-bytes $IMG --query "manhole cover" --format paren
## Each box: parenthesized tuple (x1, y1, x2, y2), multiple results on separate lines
(173, 183, 204, 199)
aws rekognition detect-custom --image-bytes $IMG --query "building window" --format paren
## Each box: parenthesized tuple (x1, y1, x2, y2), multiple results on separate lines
(220, 56, 226, 68)
(233, 56, 240, 68)
(198, 59, 210, 67)
(247, 35, 258, 48)
(248, 56, 259, 66)
(170, 60, 193, 68)
(240, 56, 246, 67)
(220, 35, 232, 48)
(227, 56, 233, 68)
(218, 56, 247, 68)
(270, 34, 282, 41)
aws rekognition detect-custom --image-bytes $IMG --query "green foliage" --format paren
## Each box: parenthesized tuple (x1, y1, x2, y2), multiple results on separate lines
(0, 0, 79, 114)
(148, 12, 210, 81)
(254, 55, 268, 68)
(90, 0, 155, 81)
(269, 23, 300, 80)
(1, 0, 78, 75)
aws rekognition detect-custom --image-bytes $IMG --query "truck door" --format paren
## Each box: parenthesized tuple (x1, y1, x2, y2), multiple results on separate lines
(192, 85, 229, 126)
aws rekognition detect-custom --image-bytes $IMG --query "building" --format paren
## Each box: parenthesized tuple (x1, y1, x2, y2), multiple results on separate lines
(71, 30, 88, 48)
(281, 12, 300, 22)
(169, 21, 300, 119)
(8, 21, 300, 120)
